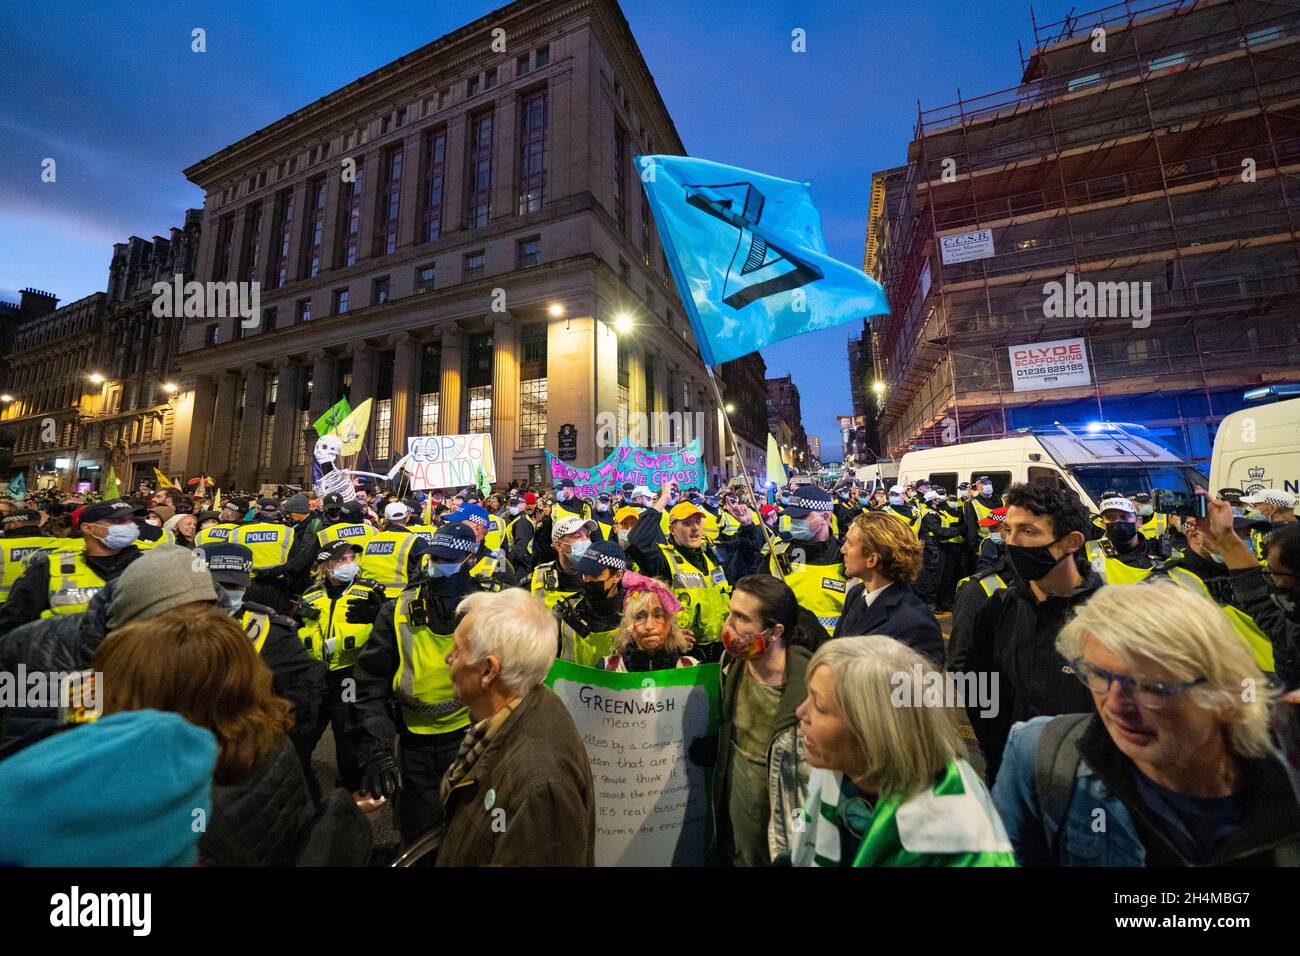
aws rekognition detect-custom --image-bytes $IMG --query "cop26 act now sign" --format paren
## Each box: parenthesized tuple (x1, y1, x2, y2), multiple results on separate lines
(546, 659, 719, 866)
(404, 434, 496, 489)
(1008, 337, 1092, 392)
(545, 438, 706, 497)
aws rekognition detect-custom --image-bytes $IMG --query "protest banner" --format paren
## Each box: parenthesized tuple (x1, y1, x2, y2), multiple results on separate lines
(546, 658, 718, 866)
(404, 434, 496, 490)
(544, 438, 705, 497)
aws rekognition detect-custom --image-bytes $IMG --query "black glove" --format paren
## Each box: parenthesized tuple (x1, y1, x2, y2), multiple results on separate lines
(359, 751, 402, 798)
(346, 587, 386, 625)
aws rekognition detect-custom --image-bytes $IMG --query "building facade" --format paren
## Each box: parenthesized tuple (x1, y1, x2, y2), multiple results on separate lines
(766, 373, 810, 470)
(170, 0, 723, 492)
(871, 0, 1300, 465)
(716, 351, 768, 483)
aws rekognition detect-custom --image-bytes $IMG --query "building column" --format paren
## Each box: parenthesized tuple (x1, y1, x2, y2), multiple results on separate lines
(269, 359, 302, 483)
(354, 147, 381, 262)
(492, 95, 519, 222)
(174, 372, 215, 481)
(388, 332, 419, 463)
(442, 114, 468, 236)
(348, 343, 377, 462)
(488, 313, 519, 483)
(396, 131, 422, 248)
(235, 365, 268, 491)
(283, 181, 309, 285)
(207, 370, 241, 486)
(439, 326, 463, 434)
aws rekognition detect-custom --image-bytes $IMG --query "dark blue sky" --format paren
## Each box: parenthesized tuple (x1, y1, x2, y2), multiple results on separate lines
(0, 0, 1076, 459)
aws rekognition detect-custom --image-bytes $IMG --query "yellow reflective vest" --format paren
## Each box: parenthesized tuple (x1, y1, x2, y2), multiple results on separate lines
(1137, 512, 1168, 541)
(359, 529, 422, 597)
(1163, 565, 1274, 672)
(970, 499, 1000, 540)
(769, 539, 847, 636)
(135, 526, 177, 552)
(505, 515, 535, 556)
(471, 550, 512, 584)
(658, 541, 730, 645)
(391, 588, 470, 735)
(316, 521, 377, 549)
(43, 549, 106, 617)
(196, 522, 241, 546)
(1085, 540, 1154, 585)
(556, 600, 619, 668)
(297, 580, 378, 670)
(233, 522, 293, 574)
(241, 607, 273, 655)
(530, 560, 579, 611)
(484, 513, 507, 552)
(0, 535, 64, 604)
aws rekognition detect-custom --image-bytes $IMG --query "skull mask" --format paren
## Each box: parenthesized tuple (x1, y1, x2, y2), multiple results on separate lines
(314, 434, 343, 465)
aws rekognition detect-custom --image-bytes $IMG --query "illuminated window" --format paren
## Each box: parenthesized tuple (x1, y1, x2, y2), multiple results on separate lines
(374, 398, 392, 460)
(467, 385, 493, 433)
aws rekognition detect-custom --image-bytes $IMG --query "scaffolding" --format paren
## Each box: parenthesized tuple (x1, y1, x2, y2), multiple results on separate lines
(874, 0, 1300, 458)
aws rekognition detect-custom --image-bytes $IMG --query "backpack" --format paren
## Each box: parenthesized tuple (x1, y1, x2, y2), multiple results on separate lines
(1032, 713, 1093, 860)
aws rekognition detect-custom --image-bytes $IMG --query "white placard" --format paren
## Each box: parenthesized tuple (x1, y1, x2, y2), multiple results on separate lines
(940, 228, 995, 265)
(1009, 337, 1092, 392)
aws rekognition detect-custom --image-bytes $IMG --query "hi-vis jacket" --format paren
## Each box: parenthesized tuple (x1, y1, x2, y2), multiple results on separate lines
(1137, 512, 1168, 541)
(359, 529, 423, 597)
(0, 534, 63, 604)
(484, 512, 508, 552)
(196, 522, 241, 546)
(659, 541, 730, 644)
(233, 522, 293, 574)
(1158, 563, 1276, 673)
(297, 579, 379, 670)
(391, 588, 470, 735)
(316, 521, 377, 549)
(44, 550, 106, 617)
(530, 560, 582, 611)
(768, 539, 847, 637)
(1084, 540, 1154, 585)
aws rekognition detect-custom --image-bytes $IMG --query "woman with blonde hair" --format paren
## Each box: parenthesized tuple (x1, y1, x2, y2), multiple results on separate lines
(780, 633, 1015, 867)
(597, 575, 699, 672)
(94, 604, 370, 865)
(992, 580, 1300, 866)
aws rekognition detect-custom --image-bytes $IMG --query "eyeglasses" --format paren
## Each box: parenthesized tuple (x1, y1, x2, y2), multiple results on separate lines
(1069, 659, 1205, 710)
(1262, 569, 1298, 587)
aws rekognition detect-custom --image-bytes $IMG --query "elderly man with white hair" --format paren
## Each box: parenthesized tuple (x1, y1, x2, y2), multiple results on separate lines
(434, 587, 595, 866)
(992, 580, 1300, 866)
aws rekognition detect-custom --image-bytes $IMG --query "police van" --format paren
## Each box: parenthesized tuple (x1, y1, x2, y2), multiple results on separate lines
(854, 460, 899, 493)
(896, 423, 1206, 512)
(1209, 391, 1300, 498)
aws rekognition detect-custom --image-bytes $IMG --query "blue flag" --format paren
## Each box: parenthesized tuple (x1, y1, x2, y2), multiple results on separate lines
(636, 155, 889, 366)
(5, 473, 25, 500)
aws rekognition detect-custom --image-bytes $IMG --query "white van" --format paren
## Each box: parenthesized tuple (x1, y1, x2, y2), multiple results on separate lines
(854, 459, 899, 492)
(1209, 395, 1300, 497)
(896, 423, 1206, 512)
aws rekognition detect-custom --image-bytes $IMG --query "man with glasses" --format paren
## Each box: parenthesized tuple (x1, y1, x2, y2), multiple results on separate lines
(992, 580, 1300, 866)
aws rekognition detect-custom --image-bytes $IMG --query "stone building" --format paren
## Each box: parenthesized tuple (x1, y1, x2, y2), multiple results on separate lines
(170, 0, 725, 491)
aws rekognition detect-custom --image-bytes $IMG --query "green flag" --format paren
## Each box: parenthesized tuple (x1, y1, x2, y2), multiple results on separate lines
(313, 397, 352, 438)
(475, 462, 491, 497)
(5, 473, 25, 499)
(104, 465, 120, 500)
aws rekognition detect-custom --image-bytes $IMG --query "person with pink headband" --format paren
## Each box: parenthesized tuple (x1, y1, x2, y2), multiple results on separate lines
(598, 570, 699, 673)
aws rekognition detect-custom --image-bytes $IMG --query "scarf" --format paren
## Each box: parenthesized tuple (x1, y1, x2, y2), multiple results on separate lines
(439, 696, 522, 805)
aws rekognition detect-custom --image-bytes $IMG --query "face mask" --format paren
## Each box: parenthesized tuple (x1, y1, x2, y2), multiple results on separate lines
(839, 492, 850, 501)
(1104, 522, 1138, 546)
(787, 517, 813, 540)
(429, 561, 463, 578)
(146, 517, 162, 527)
(597, 505, 611, 514)
(617, 529, 631, 547)
(988, 532, 1002, 545)
(559, 489, 573, 502)
(1138, 504, 1154, 517)
(508, 505, 520, 517)
(888, 495, 904, 506)
(1210, 553, 1226, 565)
(1005, 539, 1068, 582)
(980, 484, 993, 496)
(779, 496, 790, 506)
(567, 540, 591, 562)
(331, 562, 360, 584)
(99, 523, 140, 550)
(1270, 588, 1299, 619)
(224, 588, 247, 613)
(722, 624, 769, 660)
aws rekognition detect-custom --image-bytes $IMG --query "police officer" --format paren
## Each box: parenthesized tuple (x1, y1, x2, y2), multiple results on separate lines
(531, 513, 596, 611)
(294, 540, 382, 793)
(233, 498, 294, 577)
(198, 541, 326, 778)
(553, 477, 594, 528)
(592, 492, 616, 541)
(195, 498, 247, 546)
(347, 521, 505, 844)
(881, 484, 919, 531)
(1130, 492, 1168, 544)
(914, 490, 964, 613)
(1086, 495, 1157, 584)
(359, 501, 432, 598)
(0, 499, 142, 636)
(480, 492, 509, 554)
(316, 493, 377, 549)
(767, 485, 848, 639)
(0, 508, 61, 606)
(443, 502, 512, 585)
(505, 491, 541, 582)
(554, 539, 630, 667)
(975, 506, 1008, 575)
(626, 482, 732, 660)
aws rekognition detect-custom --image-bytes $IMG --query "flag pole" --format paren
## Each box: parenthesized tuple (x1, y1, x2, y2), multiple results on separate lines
(705, 367, 788, 575)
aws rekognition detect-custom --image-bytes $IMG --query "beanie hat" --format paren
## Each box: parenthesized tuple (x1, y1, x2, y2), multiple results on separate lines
(107, 544, 219, 630)
(0, 710, 216, 866)
(283, 493, 311, 514)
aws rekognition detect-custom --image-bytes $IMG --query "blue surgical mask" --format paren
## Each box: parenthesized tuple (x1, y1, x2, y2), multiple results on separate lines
(568, 540, 591, 561)
(1211, 552, 1227, 565)
(331, 562, 360, 584)
(100, 523, 140, 550)
(787, 517, 813, 540)
(779, 496, 790, 506)
(429, 561, 463, 578)
(617, 529, 631, 547)
(988, 532, 1003, 545)
(980, 484, 993, 496)
(508, 505, 520, 517)
(223, 588, 247, 614)
(1139, 505, 1154, 517)
(889, 495, 905, 506)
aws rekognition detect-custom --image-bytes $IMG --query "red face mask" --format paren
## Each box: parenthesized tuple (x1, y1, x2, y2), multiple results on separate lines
(722, 624, 768, 660)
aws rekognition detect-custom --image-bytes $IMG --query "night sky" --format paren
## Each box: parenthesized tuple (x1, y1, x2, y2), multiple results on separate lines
(0, 0, 1077, 460)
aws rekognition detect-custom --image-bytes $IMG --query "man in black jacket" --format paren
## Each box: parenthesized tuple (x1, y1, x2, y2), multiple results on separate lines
(964, 483, 1101, 784)
(834, 510, 943, 664)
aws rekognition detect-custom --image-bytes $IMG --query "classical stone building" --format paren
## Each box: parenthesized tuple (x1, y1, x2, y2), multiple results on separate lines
(170, 0, 725, 491)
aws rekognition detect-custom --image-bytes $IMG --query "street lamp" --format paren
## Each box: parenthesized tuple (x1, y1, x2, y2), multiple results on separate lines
(0, 394, 12, 403)
(872, 381, 886, 395)
(613, 312, 633, 334)
(724, 403, 736, 414)
(162, 382, 178, 394)
(548, 302, 566, 317)
(88, 373, 105, 385)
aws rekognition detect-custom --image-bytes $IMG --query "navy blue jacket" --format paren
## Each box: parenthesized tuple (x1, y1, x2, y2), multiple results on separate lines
(832, 581, 944, 665)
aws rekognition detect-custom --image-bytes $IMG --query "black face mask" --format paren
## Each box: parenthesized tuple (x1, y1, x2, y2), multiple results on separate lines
(1104, 522, 1138, 547)
(582, 579, 620, 612)
(1005, 538, 1070, 582)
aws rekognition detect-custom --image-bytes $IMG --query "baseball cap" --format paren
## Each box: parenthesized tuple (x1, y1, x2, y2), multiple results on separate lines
(923, 490, 942, 502)
(784, 486, 834, 518)
(446, 503, 490, 530)
(322, 493, 345, 513)
(614, 506, 640, 525)
(255, 497, 279, 513)
(1099, 496, 1137, 515)
(427, 522, 479, 561)
(523, 492, 538, 506)
(315, 540, 363, 564)
(957, 482, 970, 491)
(384, 501, 413, 521)
(80, 500, 136, 525)
(1241, 489, 1296, 509)
(630, 485, 652, 500)
(195, 542, 254, 588)
(978, 506, 1009, 527)
(573, 539, 630, 576)
(889, 484, 905, 495)
(557, 478, 576, 490)
(669, 501, 705, 522)
(552, 514, 597, 541)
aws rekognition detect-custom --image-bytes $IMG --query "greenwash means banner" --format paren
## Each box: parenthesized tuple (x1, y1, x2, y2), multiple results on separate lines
(544, 438, 704, 497)
(545, 658, 718, 866)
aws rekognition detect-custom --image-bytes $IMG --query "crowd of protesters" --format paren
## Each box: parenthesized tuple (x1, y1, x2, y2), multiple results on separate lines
(1, 468, 1299, 868)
